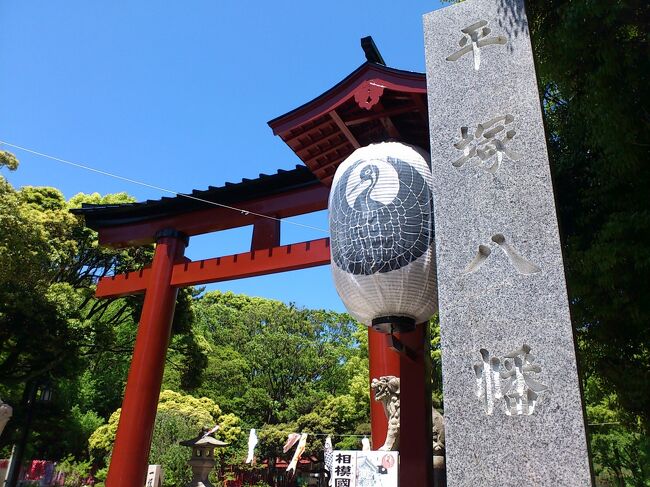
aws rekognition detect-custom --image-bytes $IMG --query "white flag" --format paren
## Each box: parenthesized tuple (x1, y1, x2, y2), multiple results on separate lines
(324, 435, 333, 486)
(361, 437, 371, 451)
(286, 433, 308, 474)
(245, 428, 258, 464)
(0, 401, 12, 437)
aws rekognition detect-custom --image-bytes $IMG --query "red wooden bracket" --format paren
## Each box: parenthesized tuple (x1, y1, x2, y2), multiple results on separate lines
(387, 333, 418, 362)
(251, 217, 281, 251)
(353, 80, 385, 110)
(96, 238, 331, 298)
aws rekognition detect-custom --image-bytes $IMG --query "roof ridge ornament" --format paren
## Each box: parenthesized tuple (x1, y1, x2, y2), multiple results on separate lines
(361, 36, 386, 66)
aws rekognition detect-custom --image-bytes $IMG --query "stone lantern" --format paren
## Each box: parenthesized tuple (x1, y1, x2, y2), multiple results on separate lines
(179, 430, 228, 487)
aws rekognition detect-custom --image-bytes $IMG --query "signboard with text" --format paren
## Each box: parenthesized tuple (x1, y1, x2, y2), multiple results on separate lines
(144, 464, 163, 487)
(331, 450, 398, 487)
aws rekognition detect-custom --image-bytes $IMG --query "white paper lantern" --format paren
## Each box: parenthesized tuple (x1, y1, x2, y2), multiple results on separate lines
(329, 142, 438, 333)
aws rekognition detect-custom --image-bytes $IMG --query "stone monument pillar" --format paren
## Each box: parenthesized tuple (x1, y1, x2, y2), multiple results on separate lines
(423, 0, 593, 485)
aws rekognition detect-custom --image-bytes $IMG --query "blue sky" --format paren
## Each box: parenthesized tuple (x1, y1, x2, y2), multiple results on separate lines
(0, 0, 444, 312)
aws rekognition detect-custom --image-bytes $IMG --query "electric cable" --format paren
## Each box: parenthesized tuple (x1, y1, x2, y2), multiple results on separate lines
(0, 141, 328, 234)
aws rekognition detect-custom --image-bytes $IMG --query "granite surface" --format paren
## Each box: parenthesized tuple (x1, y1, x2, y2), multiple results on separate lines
(424, 0, 593, 485)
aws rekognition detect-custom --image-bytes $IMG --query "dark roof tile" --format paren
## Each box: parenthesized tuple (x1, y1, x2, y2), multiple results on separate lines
(71, 165, 321, 230)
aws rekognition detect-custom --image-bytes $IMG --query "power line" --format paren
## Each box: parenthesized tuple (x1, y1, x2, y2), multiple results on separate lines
(0, 141, 328, 234)
(203, 425, 369, 439)
(270, 432, 369, 438)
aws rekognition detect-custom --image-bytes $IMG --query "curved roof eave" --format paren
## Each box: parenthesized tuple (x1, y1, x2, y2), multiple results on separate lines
(267, 62, 427, 136)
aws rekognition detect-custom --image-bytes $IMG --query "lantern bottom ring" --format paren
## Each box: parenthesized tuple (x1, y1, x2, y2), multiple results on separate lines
(371, 316, 416, 334)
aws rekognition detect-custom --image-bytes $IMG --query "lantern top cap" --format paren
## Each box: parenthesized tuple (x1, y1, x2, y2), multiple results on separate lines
(179, 431, 229, 448)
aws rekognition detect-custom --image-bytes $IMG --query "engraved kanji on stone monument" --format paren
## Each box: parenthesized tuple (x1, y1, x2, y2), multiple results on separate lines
(463, 233, 540, 275)
(452, 114, 521, 172)
(474, 345, 548, 416)
(473, 349, 503, 415)
(446, 20, 507, 70)
(501, 344, 549, 416)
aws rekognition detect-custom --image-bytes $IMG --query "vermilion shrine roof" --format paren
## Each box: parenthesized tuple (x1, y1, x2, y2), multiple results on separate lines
(268, 62, 428, 185)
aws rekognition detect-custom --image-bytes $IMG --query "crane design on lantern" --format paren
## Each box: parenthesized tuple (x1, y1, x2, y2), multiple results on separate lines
(330, 156, 432, 275)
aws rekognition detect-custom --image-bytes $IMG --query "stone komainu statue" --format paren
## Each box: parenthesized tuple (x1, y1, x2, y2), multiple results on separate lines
(371, 376, 401, 451)
(432, 406, 445, 456)
(371, 376, 446, 456)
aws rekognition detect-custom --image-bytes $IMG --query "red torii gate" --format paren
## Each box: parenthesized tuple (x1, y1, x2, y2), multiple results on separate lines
(74, 45, 434, 487)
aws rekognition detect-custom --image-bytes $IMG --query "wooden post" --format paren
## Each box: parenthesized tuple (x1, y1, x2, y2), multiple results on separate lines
(251, 217, 280, 251)
(105, 230, 187, 487)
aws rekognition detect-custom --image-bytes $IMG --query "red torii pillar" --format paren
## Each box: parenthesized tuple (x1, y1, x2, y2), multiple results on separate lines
(368, 326, 434, 486)
(105, 230, 187, 487)
(399, 324, 434, 486)
(367, 328, 399, 448)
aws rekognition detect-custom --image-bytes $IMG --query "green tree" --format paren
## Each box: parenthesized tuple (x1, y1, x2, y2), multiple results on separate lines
(89, 390, 242, 487)
(256, 422, 297, 465)
(0, 162, 205, 462)
(526, 0, 650, 428)
(0, 150, 18, 170)
(429, 314, 443, 409)
(584, 375, 650, 486)
(190, 291, 359, 425)
(0, 175, 152, 391)
(184, 291, 373, 476)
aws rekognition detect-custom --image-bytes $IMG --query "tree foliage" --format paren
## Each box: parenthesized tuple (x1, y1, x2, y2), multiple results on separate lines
(159, 290, 374, 473)
(0, 178, 146, 386)
(89, 390, 242, 487)
(0, 169, 205, 463)
(0, 151, 18, 171)
(186, 291, 362, 427)
(524, 0, 650, 427)
(584, 375, 650, 486)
